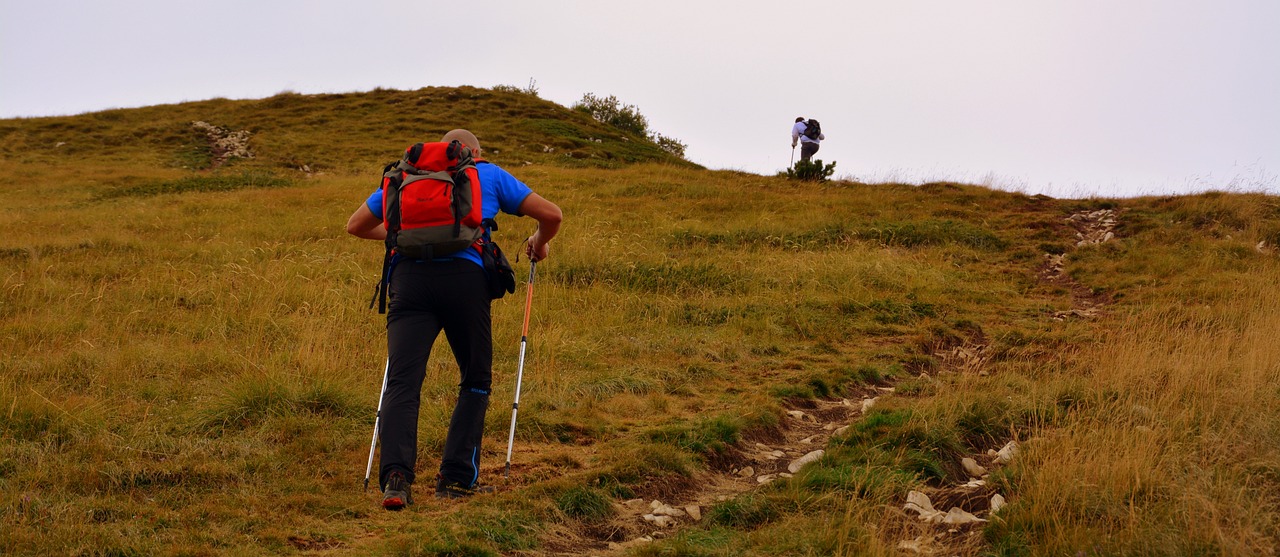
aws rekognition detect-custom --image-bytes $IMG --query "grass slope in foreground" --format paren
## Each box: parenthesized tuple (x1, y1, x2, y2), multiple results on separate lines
(2, 88, 1280, 556)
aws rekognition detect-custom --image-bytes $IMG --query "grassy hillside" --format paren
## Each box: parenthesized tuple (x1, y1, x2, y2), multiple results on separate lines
(2, 87, 1280, 556)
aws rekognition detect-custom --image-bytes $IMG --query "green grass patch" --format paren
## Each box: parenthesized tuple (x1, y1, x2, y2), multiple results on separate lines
(94, 171, 292, 199)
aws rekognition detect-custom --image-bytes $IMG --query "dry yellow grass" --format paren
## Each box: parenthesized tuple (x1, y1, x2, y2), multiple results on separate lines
(3, 88, 1279, 556)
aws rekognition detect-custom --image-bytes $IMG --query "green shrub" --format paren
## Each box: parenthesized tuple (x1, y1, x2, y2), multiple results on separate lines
(786, 159, 837, 182)
(572, 92, 686, 159)
(651, 132, 687, 158)
(573, 93, 649, 136)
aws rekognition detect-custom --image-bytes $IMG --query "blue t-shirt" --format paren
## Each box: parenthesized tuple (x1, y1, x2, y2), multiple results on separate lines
(366, 161, 533, 268)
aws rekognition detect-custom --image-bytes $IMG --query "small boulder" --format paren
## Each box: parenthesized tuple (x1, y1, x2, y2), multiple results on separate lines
(942, 507, 986, 525)
(961, 457, 988, 478)
(788, 450, 825, 473)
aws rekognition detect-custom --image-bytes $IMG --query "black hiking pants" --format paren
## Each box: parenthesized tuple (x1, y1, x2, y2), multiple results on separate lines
(378, 258, 492, 491)
(800, 141, 820, 162)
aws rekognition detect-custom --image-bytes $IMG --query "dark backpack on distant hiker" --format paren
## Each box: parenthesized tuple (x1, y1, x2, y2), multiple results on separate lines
(803, 119, 822, 141)
(370, 140, 485, 312)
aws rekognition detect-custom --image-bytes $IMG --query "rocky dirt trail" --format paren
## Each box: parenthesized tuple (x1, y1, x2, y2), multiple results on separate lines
(538, 209, 1126, 556)
(1042, 209, 1120, 321)
(583, 393, 875, 555)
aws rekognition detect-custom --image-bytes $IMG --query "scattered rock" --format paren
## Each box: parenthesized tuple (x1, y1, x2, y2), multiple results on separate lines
(684, 505, 702, 521)
(991, 441, 1019, 465)
(649, 500, 686, 517)
(962, 457, 988, 478)
(938, 343, 989, 374)
(897, 536, 933, 554)
(860, 397, 878, 414)
(788, 450, 825, 474)
(736, 466, 755, 478)
(991, 494, 1007, 514)
(943, 507, 986, 525)
(608, 536, 654, 551)
(786, 410, 816, 422)
(832, 424, 851, 436)
(1052, 306, 1102, 321)
(1067, 209, 1119, 247)
(905, 490, 943, 523)
(757, 474, 778, 484)
(642, 514, 675, 528)
(191, 121, 253, 168)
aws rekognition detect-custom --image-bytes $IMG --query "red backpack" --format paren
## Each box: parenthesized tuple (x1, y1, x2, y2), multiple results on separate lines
(371, 140, 485, 312)
(382, 140, 484, 257)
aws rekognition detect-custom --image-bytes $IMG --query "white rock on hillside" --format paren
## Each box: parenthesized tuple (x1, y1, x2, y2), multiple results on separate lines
(861, 397, 878, 414)
(788, 450, 825, 473)
(961, 457, 988, 478)
(904, 490, 944, 523)
(991, 440, 1019, 464)
(942, 507, 986, 525)
(991, 493, 1007, 514)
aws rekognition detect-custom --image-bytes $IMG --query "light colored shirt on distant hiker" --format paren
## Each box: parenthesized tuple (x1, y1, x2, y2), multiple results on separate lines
(792, 121, 824, 144)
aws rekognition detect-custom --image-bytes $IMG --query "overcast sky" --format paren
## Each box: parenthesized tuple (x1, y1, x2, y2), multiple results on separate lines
(3, 1, 1277, 198)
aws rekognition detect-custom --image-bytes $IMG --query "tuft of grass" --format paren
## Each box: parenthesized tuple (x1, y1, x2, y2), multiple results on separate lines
(553, 486, 615, 522)
(707, 493, 779, 529)
(94, 171, 292, 199)
(195, 374, 356, 433)
(648, 415, 743, 459)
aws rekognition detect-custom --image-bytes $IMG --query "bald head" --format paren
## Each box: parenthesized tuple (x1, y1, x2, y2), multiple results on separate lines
(441, 129, 480, 155)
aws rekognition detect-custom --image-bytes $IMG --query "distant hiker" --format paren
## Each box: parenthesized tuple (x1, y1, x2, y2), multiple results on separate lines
(346, 128, 563, 508)
(791, 117, 825, 163)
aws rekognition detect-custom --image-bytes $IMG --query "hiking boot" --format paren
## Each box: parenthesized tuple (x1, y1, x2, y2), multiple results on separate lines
(382, 471, 413, 511)
(434, 479, 495, 499)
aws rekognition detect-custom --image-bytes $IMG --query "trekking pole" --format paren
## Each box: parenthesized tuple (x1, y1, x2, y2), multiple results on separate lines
(363, 357, 390, 491)
(791, 145, 795, 167)
(504, 260, 537, 478)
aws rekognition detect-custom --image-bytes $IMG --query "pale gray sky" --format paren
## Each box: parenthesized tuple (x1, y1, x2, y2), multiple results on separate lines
(3, 1, 1277, 197)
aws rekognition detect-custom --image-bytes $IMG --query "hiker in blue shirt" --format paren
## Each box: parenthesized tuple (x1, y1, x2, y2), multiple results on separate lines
(791, 117, 825, 163)
(346, 128, 562, 508)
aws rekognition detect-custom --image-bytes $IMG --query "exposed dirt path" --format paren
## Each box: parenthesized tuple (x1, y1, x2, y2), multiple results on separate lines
(1040, 208, 1120, 320)
(528, 208, 1129, 556)
(571, 394, 872, 555)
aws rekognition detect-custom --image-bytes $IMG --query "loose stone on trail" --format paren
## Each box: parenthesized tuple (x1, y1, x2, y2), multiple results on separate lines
(788, 450, 825, 474)
(991, 440, 1019, 465)
(962, 457, 988, 478)
(861, 397, 878, 413)
(991, 494, 1007, 514)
